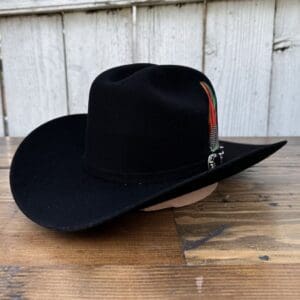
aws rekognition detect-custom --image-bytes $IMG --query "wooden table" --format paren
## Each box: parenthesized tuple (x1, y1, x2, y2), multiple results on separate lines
(0, 137, 299, 299)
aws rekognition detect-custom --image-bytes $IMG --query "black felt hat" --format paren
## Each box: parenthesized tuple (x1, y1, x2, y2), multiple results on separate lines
(10, 63, 286, 231)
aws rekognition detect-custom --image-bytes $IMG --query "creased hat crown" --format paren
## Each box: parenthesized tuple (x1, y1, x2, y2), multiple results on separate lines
(83, 63, 218, 183)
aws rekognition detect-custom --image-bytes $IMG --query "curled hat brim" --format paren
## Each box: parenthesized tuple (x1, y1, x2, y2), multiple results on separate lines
(10, 114, 286, 231)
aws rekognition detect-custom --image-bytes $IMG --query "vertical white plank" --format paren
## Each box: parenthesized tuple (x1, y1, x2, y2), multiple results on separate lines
(0, 103, 3, 136)
(269, 0, 300, 136)
(64, 9, 133, 113)
(0, 15, 68, 136)
(205, 0, 275, 136)
(136, 3, 204, 70)
(0, 69, 4, 136)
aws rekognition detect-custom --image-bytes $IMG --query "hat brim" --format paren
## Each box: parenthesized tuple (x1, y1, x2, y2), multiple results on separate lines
(10, 114, 286, 231)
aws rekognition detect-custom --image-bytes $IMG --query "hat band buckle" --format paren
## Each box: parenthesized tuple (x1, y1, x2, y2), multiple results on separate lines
(208, 146, 224, 169)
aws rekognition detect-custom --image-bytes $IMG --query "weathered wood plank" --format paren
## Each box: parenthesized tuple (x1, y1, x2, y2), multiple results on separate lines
(1, 137, 183, 266)
(135, 3, 204, 70)
(174, 139, 300, 265)
(204, 0, 275, 136)
(0, 138, 20, 169)
(1, 265, 300, 299)
(0, 74, 4, 136)
(0, 15, 68, 136)
(0, 198, 184, 265)
(269, 0, 300, 136)
(0, 170, 10, 201)
(1, 137, 299, 296)
(1, 137, 297, 266)
(0, 0, 203, 16)
(64, 9, 133, 113)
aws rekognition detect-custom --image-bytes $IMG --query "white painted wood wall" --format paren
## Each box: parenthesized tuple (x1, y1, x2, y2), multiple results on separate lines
(0, 0, 299, 137)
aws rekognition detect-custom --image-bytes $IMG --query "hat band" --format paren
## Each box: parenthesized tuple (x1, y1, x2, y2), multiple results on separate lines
(83, 159, 208, 184)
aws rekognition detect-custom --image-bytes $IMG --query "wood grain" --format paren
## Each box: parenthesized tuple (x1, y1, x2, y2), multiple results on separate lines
(0, 140, 184, 266)
(174, 137, 300, 265)
(269, 0, 300, 136)
(0, 199, 184, 265)
(0, 0, 202, 16)
(1, 265, 299, 299)
(135, 3, 204, 70)
(0, 138, 20, 168)
(64, 9, 133, 113)
(0, 74, 4, 136)
(204, 0, 275, 136)
(1, 137, 299, 297)
(0, 1, 299, 137)
(0, 14, 68, 136)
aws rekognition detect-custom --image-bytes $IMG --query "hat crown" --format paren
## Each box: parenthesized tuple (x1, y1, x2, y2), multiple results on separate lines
(83, 64, 218, 183)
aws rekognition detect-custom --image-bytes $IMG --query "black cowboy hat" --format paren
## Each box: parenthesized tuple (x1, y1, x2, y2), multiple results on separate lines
(10, 64, 286, 231)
